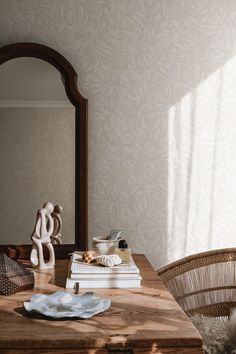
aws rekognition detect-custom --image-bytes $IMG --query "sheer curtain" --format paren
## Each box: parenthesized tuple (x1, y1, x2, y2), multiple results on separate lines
(167, 56, 236, 264)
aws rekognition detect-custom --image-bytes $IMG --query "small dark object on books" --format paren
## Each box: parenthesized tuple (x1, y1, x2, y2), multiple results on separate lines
(118, 239, 128, 249)
(0, 253, 34, 296)
(75, 282, 80, 294)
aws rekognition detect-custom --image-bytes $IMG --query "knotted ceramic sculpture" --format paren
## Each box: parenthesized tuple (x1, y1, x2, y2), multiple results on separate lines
(30, 202, 56, 270)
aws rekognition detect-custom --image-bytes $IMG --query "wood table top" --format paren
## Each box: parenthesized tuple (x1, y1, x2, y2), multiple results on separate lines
(0, 254, 203, 353)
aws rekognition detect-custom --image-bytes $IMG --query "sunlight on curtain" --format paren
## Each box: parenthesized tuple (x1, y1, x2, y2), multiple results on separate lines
(168, 56, 236, 263)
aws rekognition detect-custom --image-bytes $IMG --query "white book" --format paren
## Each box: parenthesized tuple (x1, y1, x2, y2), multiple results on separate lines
(66, 275, 142, 289)
(70, 252, 140, 274)
(69, 272, 141, 279)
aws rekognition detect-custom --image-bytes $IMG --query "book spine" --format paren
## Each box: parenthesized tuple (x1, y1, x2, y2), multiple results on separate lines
(70, 266, 139, 273)
(70, 272, 141, 279)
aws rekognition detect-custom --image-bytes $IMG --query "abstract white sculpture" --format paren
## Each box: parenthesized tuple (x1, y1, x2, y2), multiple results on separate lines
(30, 202, 55, 270)
(51, 205, 63, 245)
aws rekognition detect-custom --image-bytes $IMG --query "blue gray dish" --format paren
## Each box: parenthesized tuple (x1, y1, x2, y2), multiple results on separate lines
(23, 291, 111, 319)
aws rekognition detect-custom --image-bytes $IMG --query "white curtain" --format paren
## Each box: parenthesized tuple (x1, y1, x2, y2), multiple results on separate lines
(168, 56, 236, 263)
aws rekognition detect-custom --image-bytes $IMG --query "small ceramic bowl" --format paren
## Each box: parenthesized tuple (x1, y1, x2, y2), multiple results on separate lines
(23, 291, 111, 319)
(92, 236, 120, 255)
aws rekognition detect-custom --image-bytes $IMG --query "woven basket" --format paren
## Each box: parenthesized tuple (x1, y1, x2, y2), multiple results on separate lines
(157, 248, 236, 318)
(0, 253, 34, 295)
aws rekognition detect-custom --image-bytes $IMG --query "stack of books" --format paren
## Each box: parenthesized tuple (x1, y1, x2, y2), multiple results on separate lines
(66, 251, 142, 289)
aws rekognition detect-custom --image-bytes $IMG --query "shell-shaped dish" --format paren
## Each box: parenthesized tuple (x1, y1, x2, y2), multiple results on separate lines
(23, 291, 111, 319)
(96, 254, 122, 267)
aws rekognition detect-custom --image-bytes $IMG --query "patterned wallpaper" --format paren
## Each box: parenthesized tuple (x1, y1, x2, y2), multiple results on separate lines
(1, 0, 236, 269)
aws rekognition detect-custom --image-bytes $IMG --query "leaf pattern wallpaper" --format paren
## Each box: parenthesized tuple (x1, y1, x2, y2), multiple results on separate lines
(1, 0, 236, 269)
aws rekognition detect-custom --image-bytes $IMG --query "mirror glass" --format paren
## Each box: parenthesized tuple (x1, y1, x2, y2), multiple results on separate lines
(0, 57, 75, 244)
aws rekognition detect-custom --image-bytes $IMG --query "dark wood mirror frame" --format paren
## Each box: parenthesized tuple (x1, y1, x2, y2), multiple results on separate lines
(0, 42, 87, 259)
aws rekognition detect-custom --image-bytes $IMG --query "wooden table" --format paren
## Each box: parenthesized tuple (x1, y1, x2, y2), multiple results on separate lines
(0, 255, 203, 354)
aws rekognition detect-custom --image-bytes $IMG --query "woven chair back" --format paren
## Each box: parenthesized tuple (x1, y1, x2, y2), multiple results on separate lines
(157, 248, 236, 318)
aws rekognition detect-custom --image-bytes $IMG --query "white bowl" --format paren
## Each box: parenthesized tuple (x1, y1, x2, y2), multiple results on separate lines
(24, 291, 111, 319)
(92, 236, 120, 255)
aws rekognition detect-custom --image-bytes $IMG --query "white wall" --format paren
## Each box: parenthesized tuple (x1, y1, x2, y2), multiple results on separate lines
(1, 0, 236, 269)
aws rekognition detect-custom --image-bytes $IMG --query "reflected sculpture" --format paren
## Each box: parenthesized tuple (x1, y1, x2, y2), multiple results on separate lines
(51, 205, 63, 245)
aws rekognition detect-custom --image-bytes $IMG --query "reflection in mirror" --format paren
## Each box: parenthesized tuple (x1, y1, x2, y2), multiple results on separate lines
(0, 58, 75, 245)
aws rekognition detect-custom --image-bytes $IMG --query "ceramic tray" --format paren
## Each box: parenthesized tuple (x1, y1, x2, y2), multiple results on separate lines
(23, 291, 111, 319)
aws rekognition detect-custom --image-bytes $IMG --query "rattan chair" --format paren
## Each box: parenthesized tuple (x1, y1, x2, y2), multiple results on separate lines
(157, 248, 236, 318)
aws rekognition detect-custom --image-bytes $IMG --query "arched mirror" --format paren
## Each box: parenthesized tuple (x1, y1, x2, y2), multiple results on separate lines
(0, 43, 87, 258)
